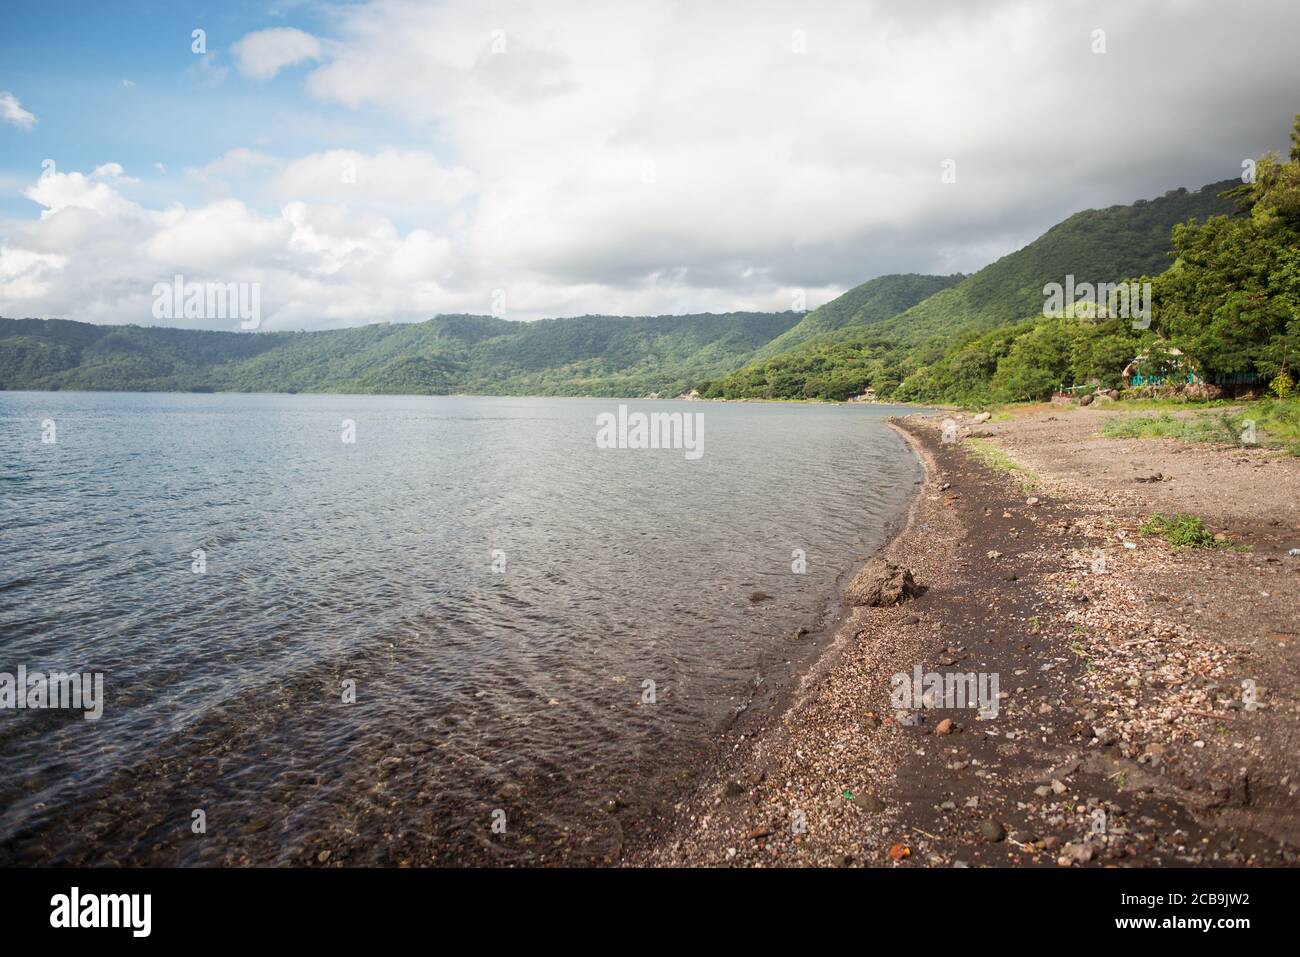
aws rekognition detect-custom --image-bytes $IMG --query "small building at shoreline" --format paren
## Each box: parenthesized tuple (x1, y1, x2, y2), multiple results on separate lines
(1123, 346, 1200, 388)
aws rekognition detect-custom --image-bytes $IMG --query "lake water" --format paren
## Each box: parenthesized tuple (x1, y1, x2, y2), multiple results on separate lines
(0, 392, 919, 865)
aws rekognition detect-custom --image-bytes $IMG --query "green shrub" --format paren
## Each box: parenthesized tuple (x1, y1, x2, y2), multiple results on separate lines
(1139, 513, 1221, 548)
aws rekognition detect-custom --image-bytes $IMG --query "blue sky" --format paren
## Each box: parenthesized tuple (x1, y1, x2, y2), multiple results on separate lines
(0, 1, 398, 218)
(3, 0, 1300, 330)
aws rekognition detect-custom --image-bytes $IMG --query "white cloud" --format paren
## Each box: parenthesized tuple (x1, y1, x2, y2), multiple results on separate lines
(273, 149, 476, 205)
(232, 27, 323, 80)
(7, 0, 1300, 328)
(382, 229, 456, 284)
(1, 164, 478, 329)
(293, 0, 1300, 299)
(146, 199, 293, 270)
(184, 147, 475, 208)
(1, 160, 789, 329)
(0, 246, 67, 300)
(92, 163, 139, 184)
(23, 169, 139, 219)
(0, 91, 36, 130)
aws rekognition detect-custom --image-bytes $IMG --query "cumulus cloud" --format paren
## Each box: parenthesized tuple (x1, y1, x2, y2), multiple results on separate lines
(0, 91, 36, 130)
(273, 149, 476, 205)
(232, 27, 323, 80)
(7, 0, 1300, 328)
(0, 163, 478, 329)
(91, 163, 138, 184)
(296, 0, 1300, 296)
(23, 168, 140, 219)
(0, 159, 796, 328)
(0, 246, 67, 300)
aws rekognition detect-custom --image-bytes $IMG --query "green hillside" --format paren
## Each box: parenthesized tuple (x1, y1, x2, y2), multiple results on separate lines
(750, 272, 963, 360)
(875, 180, 1240, 347)
(0, 311, 802, 398)
(0, 172, 1271, 406)
(701, 179, 1241, 402)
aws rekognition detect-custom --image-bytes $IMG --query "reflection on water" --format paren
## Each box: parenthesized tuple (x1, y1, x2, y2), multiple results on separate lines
(0, 392, 918, 865)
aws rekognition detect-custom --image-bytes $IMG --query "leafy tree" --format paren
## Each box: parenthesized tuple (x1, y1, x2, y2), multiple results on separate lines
(1154, 114, 1300, 383)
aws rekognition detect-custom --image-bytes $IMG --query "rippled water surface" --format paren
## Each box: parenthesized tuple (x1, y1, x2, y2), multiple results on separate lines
(0, 391, 919, 864)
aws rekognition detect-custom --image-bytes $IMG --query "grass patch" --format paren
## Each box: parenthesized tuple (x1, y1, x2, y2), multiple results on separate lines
(1103, 412, 1238, 443)
(1107, 397, 1236, 412)
(1139, 513, 1222, 548)
(964, 438, 1039, 492)
(1251, 397, 1300, 451)
(1102, 398, 1300, 455)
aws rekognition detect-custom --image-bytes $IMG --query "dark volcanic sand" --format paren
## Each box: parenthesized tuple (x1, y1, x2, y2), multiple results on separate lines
(631, 412, 1300, 867)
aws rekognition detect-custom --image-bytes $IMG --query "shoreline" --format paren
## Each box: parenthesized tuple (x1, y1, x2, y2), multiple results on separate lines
(621, 416, 945, 864)
(629, 407, 1300, 867)
(0, 386, 936, 409)
(617, 417, 927, 854)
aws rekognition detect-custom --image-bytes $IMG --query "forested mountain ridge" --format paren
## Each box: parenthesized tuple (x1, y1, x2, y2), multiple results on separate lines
(748, 272, 964, 360)
(2, 168, 1276, 405)
(699, 178, 1243, 401)
(0, 275, 953, 397)
(876, 179, 1241, 347)
(0, 311, 808, 397)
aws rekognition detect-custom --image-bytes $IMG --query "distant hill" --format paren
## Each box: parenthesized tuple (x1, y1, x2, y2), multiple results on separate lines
(750, 272, 963, 360)
(701, 180, 1241, 400)
(0, 311, 801, 398)
(0, 180, 1244, 402)
(871, 180, 1240, 347)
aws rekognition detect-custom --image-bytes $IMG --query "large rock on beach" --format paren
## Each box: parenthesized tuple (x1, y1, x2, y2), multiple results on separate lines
(843, 560, 918, 607)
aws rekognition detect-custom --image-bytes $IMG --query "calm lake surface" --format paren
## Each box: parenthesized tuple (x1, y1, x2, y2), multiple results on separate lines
(0, 392, 919, 865)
